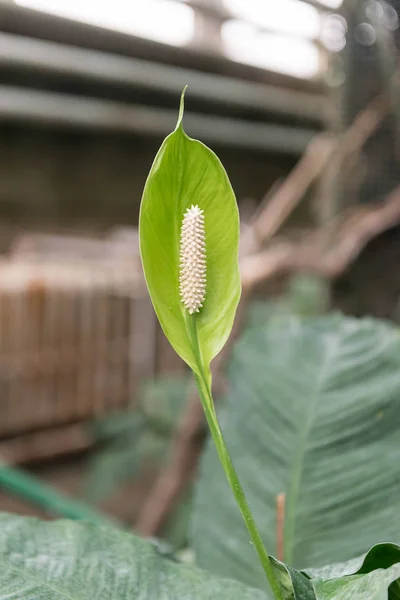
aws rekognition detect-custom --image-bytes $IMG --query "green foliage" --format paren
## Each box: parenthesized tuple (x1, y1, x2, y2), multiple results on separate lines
(0, 514, 399, 599)
(192, 314, 400, 588)
(305, 543, 400, 599)
(161, 487, 194, 552)
(272, 543, 400, 599)
(0, 513, 266, 599)
(84, 376, 189, 504)
(248, 274, 329, 328)
(287, 274, 330, 316)
(139, 90, 241, 378)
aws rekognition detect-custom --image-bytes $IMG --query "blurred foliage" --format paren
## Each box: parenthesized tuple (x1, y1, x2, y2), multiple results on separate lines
(161, 487, 194, 553)
(84, 376, 190, 506)
(192, 314, 400, 587)
(249, 274, 329, 327)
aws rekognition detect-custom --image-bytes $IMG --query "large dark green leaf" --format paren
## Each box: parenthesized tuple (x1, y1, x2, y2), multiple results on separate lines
(306, 543, 400, 599)
(139, 91, 240, 376)
(0, 513, 267, 599)
(312, 569, 400, 600)
(1, 513, 400, 600)
(271, 543, 400, 599)
(191, 315, 400, 589)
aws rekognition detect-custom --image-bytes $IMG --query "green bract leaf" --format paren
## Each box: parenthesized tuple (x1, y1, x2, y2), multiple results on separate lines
(0, 513, 267, 599)
(139, 90, 241, 376)
(192, 315, 400, 588)
(271, 557, 315, 599)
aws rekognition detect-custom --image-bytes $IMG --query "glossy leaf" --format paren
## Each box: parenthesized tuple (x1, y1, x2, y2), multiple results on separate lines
(271, 544, 400, 599)
(192, 315, 400, 588)
(273, 543, 400, 599)
(139, 91, 241, 375)
(306, 543, 400, 599)
(0, 513, 267, 599)
(313, 570, 400, 600)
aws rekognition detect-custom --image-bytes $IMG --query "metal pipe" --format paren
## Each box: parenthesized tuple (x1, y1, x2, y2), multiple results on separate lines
(0, 85, 317, 154)
(0, 463, 117, 526)
(0, 32, 328, 123)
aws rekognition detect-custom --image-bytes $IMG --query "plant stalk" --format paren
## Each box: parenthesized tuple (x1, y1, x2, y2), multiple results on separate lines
(188, 316, 284, 600)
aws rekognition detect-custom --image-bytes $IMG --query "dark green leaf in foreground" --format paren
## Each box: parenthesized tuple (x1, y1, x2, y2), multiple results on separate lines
(139, 91, 241, 377)
(272, 544, 400, 600)
(306, 543, 400, 599)
(0, 513, 266, 599)
(192, 315, 400, 588)
(1, 513, 400, 600)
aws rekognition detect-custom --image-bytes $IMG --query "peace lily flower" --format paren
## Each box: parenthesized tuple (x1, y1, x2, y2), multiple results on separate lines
(139, 89, 285, 600)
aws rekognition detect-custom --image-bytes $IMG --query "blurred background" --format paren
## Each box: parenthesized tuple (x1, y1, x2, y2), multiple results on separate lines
(0, 0, 399, 545)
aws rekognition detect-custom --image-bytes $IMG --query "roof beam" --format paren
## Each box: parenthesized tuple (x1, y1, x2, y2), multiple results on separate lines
(0, 85, 318, 155)
(0, 32, 328, 123)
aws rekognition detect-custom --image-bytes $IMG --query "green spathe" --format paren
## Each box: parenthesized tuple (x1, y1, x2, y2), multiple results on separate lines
(139, 90, 241, 379)
(139, 89, 280, 598)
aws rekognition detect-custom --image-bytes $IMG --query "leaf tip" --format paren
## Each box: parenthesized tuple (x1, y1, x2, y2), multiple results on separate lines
(176, 86, 187, 130)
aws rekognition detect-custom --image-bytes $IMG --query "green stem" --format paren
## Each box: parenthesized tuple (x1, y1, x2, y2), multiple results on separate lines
(187, 316, 284, 600)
